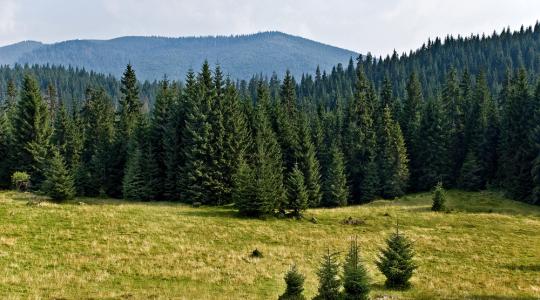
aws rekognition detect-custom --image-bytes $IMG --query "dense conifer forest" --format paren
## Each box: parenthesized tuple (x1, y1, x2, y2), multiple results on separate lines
(1, 23, 539, 214)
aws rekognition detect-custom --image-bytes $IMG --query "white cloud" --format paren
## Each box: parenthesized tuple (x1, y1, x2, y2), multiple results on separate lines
(0, 0, 18, 40)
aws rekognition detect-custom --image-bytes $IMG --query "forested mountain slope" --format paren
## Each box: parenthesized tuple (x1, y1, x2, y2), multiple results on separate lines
(0, 32, 358, 81)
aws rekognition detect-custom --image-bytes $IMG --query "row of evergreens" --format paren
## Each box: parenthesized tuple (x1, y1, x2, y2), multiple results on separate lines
(0, 58, 539, 211)
(279, 231, 416, 300)
(1, 23, 540, 208)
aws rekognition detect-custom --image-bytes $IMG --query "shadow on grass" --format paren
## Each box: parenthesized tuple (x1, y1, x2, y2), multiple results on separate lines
(502, 263, 540, 272)
(177, 209, 238, 219)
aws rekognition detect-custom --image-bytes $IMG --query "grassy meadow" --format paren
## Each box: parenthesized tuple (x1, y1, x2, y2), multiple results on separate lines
(0, 190, 539, 299)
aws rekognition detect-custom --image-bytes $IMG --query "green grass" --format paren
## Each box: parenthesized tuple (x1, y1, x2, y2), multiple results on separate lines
(0, 190, 539, 299)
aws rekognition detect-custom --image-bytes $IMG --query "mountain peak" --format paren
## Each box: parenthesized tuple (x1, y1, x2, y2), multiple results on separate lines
(0, 33, 357, 80)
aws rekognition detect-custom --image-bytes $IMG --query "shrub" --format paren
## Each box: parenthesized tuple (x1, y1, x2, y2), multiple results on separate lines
(11, 171, 30, 192)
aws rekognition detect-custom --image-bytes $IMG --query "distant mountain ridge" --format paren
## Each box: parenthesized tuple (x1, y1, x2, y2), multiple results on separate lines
(0, 32, 358, 80)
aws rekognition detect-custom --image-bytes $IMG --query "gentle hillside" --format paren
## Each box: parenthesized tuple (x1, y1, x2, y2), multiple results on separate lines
(0, 190, 538, 299)
(0, 41, 43, 66)
(0, 32, 358, 80)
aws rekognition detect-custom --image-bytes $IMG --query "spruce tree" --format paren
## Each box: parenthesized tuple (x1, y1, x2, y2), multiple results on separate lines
(415, 96, 450, 191)
(498, 69, 536, 201)
(376, 226, 417, 289)
(287, 164, 309, 217)
(164, 75, 190, 200)
(0, 111, 11, 188)
(279, 265, 306, 300)
(77, 88, 115, 196)
(52, 101, 81, 170)
(344, 65, 378, 203)
(235, 82, 285, 217)
(532, 83, 540, 204)
(180, 63, 214, 204)
(149, 78, 175, 199)
(322, 143, 349, 207)
(431, 181, 446, 211)
(298, 113, 322, 207)
(459, 151, 484, 191)
(443, 68, 466, 186)
(221, 78, 251, 204)
(379, 75, 400, 120)
(342, 238, 370, 300)
(42, 148, 76, 201)
(123, 116, 151, 200)
(400, 72, 423, 190)
(378, 106, 409, 198)
(274, 70, 300, 174)
(11, 74, 52, 186)
(314, 250, 341, 300)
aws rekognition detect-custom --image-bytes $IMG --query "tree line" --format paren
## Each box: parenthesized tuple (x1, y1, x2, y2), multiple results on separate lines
(0, 58, 538, 213)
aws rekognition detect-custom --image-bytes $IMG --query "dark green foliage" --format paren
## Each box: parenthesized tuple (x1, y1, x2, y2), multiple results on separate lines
(221, 78, 251, 204)
(297, 114, 322, 207)
(149, 79, 175, 199)
(376, 227, 417, 289)
(498, 69, 536, 201)
(415, 97, 450, 191)
(180, 64, 214, 204)
(52, 102, 81, 170)
(314, 250, 341, 300)
(378, 106, 409, 198)
(108, 64, 142, 197)
(443, 68, 466, 186)
(532, 85, 540, 204)
(287, 164, 309, 217)
(76, 88, 115, 196)
(274, 71, 300, 174)
(345, 65, 378, 203)
(42, 149, 76, 201)
(0, 111, 11, 188)
(459, 151, 484, 191)
(431, 182, 446, 211)
(279, 265, 306, 300)
(235, 82, 285, 217)
(11, 74, 52, 187)
(342, 238, 370, 300)
(322, 143, 349, 207)
(401, 72, 423, 190)
(123, 116, 154, 201)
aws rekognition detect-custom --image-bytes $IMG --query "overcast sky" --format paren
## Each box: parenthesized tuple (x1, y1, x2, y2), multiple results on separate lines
(0, 0, 539, 55)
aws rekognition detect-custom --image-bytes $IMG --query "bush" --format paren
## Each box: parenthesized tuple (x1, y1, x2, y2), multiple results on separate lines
(278, 264, 306, 300)
(11, 171, 30, 191)
(432, 182, 446, 211)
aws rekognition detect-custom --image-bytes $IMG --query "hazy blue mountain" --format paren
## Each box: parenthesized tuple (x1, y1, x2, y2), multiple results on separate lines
(0, 32, 358, 80)
(0, 41, 43, 66)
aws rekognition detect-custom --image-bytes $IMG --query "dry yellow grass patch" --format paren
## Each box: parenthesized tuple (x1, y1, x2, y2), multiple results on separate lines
(0, 190, 538, 299)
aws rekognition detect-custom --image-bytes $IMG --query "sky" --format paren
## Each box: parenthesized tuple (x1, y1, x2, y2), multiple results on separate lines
(0, 0, 539, 56)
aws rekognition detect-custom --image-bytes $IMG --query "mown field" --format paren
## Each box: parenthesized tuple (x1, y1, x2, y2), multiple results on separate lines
(0, 190, 539, 299)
